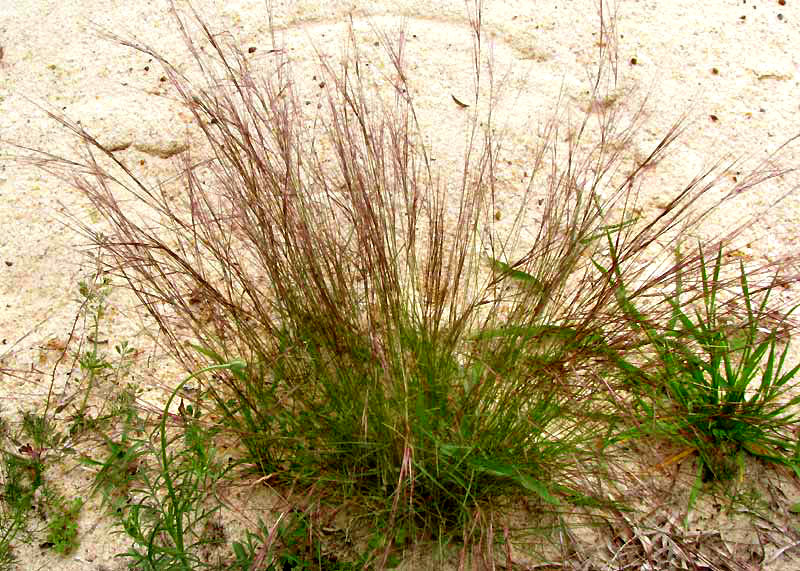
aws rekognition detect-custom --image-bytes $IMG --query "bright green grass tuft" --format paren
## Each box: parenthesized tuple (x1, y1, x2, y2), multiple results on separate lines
(616, 245, 800, 493)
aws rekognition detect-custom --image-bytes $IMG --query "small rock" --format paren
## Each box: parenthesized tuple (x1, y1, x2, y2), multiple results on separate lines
(133, 140, 188, 159)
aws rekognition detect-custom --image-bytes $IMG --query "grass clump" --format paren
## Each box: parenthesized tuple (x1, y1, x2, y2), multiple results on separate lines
(617, 246, 800, 487)
(30, 3, 800, 568)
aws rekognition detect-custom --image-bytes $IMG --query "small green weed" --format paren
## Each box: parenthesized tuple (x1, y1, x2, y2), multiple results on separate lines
(82, 429, 147, 516)
(76, 277, 114, 415)
(268, 513, 363, 571)
(0, 410, 79, 562)
(46, 275, 135, 441)
(0, 416, 19, 570)
(228, 515, 363, 571)
(78, 382, 147, 515)
(118, 367, 233, 570)
(0, 296, 135, 563)
(42, 489, 82, 555)
(1, 451, 41, 517)
(20, 412, 61, 453)
(0, 449, 39, 570)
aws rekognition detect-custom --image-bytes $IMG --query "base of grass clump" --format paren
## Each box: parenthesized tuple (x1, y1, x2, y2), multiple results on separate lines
(198, 311, 610, 548)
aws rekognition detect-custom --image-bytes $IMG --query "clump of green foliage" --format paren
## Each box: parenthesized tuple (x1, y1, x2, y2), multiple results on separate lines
(0, 445, 37, 570)
(0, 411, 81, 564)
(43, 490, 83, 555)
(614, 246, 800, 499)
(0, 273, 142, 567)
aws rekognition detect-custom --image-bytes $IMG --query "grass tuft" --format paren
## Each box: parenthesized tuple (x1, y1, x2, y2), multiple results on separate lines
(617, 245, 800, 486)
(17, 2, 800, 568)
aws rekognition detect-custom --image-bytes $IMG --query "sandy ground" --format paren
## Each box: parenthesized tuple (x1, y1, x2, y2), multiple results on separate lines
(1, 0, 800, 569)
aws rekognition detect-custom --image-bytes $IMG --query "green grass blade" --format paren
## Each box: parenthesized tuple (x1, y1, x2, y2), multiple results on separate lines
(489, 257, 544, 292)
(668, 245, 684, 331)
(515, 473, 559, 506)
(685, 460, 704, 529)
(578, 216, 640, 246)
(470, 324, 577, 342)
(468, 457, 559, 505)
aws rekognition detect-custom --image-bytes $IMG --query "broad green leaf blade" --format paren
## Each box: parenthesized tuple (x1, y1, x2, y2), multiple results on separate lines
(469, 457, 559, 505)
(515, 472, 559, 505)
(489, 258, 544, 292)
(190, 343, 225, 364)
